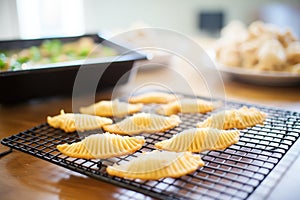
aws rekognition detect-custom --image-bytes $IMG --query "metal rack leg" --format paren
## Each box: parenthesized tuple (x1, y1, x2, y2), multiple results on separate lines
(0, 146, 13, 158)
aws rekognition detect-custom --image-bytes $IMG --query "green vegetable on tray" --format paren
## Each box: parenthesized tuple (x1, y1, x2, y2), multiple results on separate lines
(0, 53, 7, 69)
(0, 37, 118, 72)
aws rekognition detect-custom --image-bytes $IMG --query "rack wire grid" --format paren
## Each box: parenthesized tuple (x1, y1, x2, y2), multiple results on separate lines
(1, 95, 300, 200)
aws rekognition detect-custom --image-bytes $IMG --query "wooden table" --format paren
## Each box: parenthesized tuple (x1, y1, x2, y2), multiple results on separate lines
(1, 57, 300, 200)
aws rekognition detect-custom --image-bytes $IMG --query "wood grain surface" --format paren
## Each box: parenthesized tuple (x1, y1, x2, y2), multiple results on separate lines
(1, 57, 300, 200)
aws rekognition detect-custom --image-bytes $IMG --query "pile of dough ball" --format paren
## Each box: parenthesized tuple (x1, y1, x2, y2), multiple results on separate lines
(214, 21, 300, 73)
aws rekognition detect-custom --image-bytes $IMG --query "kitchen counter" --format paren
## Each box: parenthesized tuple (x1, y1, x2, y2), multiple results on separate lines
(1, 57, 300, 200)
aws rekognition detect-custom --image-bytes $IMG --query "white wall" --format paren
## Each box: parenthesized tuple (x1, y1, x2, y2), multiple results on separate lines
(83, 0, 300, 37)
(0, 0, 299, 39)
(0, 0, 19, 39)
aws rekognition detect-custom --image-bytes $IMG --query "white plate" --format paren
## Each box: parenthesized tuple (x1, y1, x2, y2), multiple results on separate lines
(217, 64, 300, 86)
(206, 49, 300, 86)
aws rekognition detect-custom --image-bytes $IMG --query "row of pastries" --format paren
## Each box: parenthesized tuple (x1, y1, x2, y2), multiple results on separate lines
(47, 92, 267, 180)
(214, 21, 300, 73)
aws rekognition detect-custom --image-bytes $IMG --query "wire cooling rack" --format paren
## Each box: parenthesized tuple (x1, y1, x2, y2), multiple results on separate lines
(1, 96, 300, 200)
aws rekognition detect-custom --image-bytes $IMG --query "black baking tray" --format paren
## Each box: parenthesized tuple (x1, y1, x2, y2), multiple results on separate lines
(0, 34, 147, 103)
(1, 93, 300, 200)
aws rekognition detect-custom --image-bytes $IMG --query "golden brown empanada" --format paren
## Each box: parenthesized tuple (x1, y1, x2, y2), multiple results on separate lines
(106, 150, 204, 180)
(155, 128, 240, 152)
(56, 133, 145, 159)
(103, 112, 181, 135)
(256, 39, 286, 71)
(291, 63, 300, 73)
(286, 41, 300, 64)
(156, 101, 180, 116)
(217, 44, 241, 67)
(157, 98, 219, 116)
(79, 99, 143, 117)
(197, 106, 266, 130)
(215, 21, 300, 73)
(128, 92, 177, 104)
(47, 110, 112, 132)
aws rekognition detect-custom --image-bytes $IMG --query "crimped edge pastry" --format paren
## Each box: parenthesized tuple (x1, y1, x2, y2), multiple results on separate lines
(106, 150, 204, 180)
(128, 92, 177, 104)
(79, 99, 143, 117)
(57, 133, 145, 159)
(155, 128, 240, 152)
(197, 106, 267, 130)
(47, 110, 113, 132)
(157, 98, 220, 115)
(103, 112, 181, 135)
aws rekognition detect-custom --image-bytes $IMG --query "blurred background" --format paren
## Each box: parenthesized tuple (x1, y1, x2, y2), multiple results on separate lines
(0, 0, 299, 40)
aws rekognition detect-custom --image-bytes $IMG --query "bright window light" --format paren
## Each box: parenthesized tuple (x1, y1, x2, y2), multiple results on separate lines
(17, 0, 85, 39)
